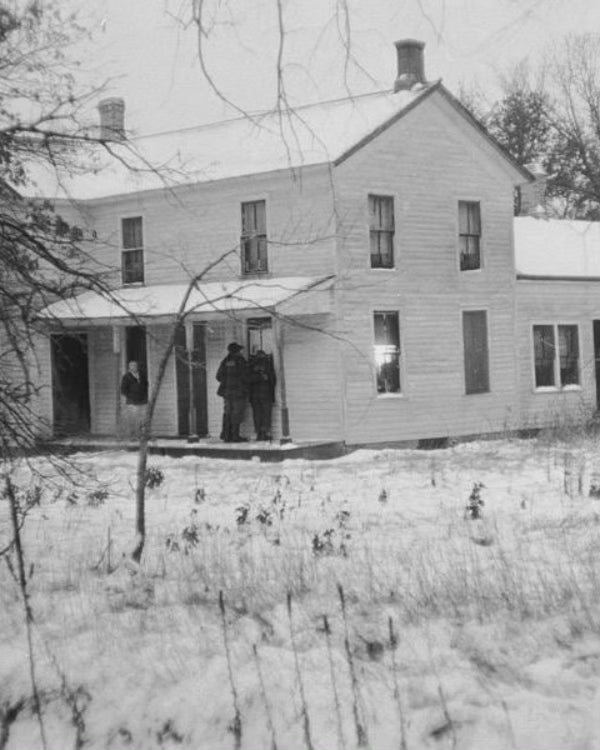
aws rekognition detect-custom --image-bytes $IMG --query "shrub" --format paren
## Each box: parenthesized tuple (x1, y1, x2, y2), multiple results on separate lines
(145, 467, 164, 489)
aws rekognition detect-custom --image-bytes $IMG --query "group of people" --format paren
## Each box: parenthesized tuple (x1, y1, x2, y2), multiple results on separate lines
(216, 342, 276, 443)
(119, 342, 276, 442)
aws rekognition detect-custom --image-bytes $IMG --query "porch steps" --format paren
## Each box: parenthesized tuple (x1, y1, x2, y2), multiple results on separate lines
(46, 437, 347, 462)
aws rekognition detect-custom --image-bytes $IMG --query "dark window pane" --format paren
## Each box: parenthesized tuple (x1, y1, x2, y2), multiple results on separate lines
(558, 325, 579, 386)
(241, 201, 268, 274)
(374, 312, 401, 393)
(369, 195, 394, 268)
(122, 249, 144, 284)
(459, 201, 481, 271)
(463, 310, 489, 394)
(122, 217, 143, 249)
(533, 325, 555, 387)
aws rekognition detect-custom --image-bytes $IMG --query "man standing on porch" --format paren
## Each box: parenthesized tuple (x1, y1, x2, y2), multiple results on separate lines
(120, 360, 148, 438)
(216, 342, 249, 443)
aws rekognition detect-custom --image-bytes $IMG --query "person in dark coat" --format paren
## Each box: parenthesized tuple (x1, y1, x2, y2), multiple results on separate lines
(248, 350, 276, 441)
(216, 342, 249, 442)
(120, 360, 148, 437)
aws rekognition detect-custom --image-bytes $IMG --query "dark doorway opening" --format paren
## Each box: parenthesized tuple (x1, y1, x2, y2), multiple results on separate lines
(51, 334, 91, 436)
(175, 323, 208, 437)
(594, 321, 600, 410)
(125, 326, 147, 378)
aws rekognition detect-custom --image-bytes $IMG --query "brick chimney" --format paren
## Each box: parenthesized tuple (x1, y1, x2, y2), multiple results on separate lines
(519, 162, 548, 217)
(98, 97, 126, 140)
(394, 40, 426, 92)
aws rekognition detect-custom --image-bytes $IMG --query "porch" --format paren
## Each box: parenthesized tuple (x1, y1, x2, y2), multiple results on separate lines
(47, 435, 347, 462)
(38, 275, 342, 446)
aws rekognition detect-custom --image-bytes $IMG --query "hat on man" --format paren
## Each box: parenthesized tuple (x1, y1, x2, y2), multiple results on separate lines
(227, 342, 243, 353)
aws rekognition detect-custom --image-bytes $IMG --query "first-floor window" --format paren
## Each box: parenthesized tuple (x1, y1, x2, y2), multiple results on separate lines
(374, 311, 401, 393)
(463, 310, 490, 394)
(533, 324, 580, 388)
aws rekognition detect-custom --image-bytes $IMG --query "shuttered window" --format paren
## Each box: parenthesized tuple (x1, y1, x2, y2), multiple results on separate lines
(533, 324, 580, 388)
(369, 195, 394, 268)
(374, 311, 401, 393)
(121, 217, 144, 284)
(463, 310, 489, 394)
(241, 200, 268, 274)
(459, 201, 481, 271)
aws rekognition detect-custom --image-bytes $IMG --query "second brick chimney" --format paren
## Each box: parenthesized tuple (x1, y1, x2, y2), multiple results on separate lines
(98, 97, 126, 140)
(394, 39, 426, 92)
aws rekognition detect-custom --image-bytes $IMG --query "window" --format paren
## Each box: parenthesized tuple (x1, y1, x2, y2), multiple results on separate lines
(374, 312, 401, 393)
(463, 310, 489, 394)
(247, 317, 274, 355)
(533, 324, 580, 388)
(241, 201, 267, 274)
(459, 201, 481, 271)
(369, 195, 394, 268)
(121, 217, 144, 284)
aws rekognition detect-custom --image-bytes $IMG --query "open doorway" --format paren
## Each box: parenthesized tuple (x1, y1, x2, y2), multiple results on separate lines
(51, 333, 91, 436)
(125, 326, 147, 378)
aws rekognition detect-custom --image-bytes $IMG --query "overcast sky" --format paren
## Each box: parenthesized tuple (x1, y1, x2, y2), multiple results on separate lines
(72, 0, 600, 135)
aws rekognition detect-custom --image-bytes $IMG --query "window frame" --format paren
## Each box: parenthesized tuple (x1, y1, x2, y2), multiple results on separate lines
(372, 310, 404, 397)
(531, 322, 581, 392)
(368, 194, 395, 270)
(241, 199, 268, 276)
(461, 308, 491, 395)
(120, 215, 145, 286)
(458, 200, 482, 273)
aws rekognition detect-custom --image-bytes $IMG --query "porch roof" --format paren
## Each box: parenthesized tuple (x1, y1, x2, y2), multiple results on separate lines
(39, 275, 335, 324)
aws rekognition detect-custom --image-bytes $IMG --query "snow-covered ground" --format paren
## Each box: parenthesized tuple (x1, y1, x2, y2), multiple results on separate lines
(2, 436, 600, 749)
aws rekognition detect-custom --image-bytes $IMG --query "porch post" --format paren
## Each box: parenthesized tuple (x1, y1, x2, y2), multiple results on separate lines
(273, 317, 291, 444)
(185, 321, 198, 442)
(112, 326, 121, 436)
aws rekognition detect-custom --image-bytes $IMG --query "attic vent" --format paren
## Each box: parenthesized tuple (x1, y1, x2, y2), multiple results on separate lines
(394, 39, 425, 92)
(98, 97, 126, 141)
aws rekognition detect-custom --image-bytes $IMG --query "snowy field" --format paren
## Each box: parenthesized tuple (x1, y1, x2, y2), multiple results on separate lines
(2, 435, 600, 749)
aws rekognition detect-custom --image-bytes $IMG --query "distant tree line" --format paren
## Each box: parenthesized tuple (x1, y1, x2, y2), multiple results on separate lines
(460, 33, 600, 220)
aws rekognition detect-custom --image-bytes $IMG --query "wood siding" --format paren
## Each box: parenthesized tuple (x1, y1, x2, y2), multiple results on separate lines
(78, 165, 337, 288)
(516, 280, 600, 428)
(333, 93, 519, 444)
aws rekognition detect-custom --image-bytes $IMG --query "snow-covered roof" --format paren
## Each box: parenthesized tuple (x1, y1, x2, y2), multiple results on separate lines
(515, 217, 600, 279)
(25, 85, 436, 201)
(39, 276, 334, 322)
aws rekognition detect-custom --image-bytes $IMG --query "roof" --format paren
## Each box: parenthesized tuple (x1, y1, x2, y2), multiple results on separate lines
(515, 217, 600, 279)
(25, 86, 435, 201)
(39, 276, 334, 323)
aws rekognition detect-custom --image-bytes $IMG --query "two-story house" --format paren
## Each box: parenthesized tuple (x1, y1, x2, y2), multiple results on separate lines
(33, 40, 537, 448)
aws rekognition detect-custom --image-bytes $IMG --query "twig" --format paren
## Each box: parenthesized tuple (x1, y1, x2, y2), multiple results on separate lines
(252, 644, 279, 750)
(337, 584, 368, 747)
(4, 475, 47, 750)
(323, 615, 346, 750)
(286, 592, 315, 750)
(218, 591, 242, 750)
(388, 618, 408, 750)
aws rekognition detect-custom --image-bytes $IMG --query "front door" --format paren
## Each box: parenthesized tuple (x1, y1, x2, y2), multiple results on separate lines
(51, 334, 91, 436)
(594, 321, 600, 409)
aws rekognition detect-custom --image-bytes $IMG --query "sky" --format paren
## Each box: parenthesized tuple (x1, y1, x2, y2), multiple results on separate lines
(69, 0, 600, 136)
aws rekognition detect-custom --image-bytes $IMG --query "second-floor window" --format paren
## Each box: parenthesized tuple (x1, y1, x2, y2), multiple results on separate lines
(459, 201, 481, 271)
(121, 216, 144, 284)
(369, 195, 394, 268)
(241, 200, 267, 274)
